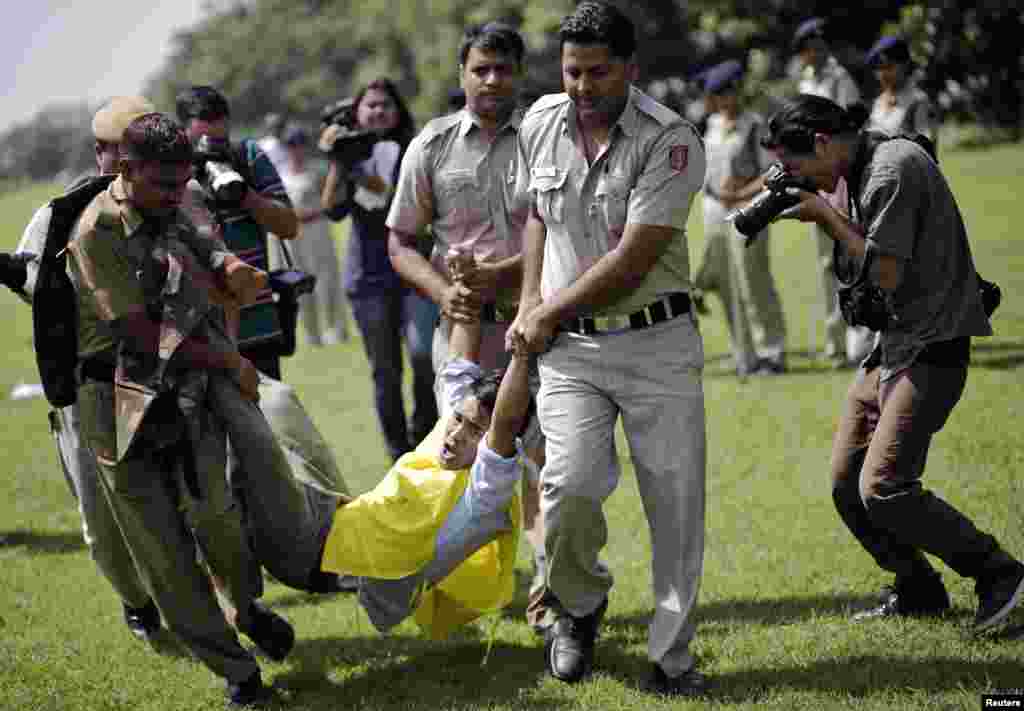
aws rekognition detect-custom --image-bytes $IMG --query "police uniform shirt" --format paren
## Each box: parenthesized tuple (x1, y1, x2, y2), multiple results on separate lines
(703, 111, 771, 226)
(515, 87, 706, 316)
(799, 56, 861, 107)
(386, 108, 529, 308)
(869, 83, 938, 141)
(855, 139, 991, 379)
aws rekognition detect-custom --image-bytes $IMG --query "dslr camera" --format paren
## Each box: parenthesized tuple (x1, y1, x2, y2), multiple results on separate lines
(729, 163, 817, 245)
(192, 134, 248, 208)
(318, 97, 378, 166)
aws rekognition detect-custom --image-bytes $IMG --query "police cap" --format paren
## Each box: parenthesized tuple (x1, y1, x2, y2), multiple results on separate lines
(866, 36, 912, 67)
(703, 60, 744, 94)
(92, 96, 156, 143)
(792, 17, 827, 51)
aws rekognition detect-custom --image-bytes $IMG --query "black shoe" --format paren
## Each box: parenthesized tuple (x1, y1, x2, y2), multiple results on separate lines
(226, 671, 275, 707)
(646, 665, 710, 697)
(754, 357, 787, 376)
(239, 602, 295, 661)
(852, 574, 950, 621)
(123, 600, 161, 641)
(306, 570, 359, 594)
(544, 598, 607, 683)
(974, 562, 1024, 633)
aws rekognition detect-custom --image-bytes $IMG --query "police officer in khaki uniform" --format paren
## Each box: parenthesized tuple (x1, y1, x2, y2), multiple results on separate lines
(512, 2, 708, 696)
(2, 97, 162, 640)
(793, 17, 868, 365)
(67, 113, 281, 706)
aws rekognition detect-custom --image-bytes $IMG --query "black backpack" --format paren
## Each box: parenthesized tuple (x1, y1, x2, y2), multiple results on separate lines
(33, 174, 116, 407)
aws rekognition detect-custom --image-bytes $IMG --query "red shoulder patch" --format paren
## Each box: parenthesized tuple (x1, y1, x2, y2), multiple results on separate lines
(669, 145, 689, 172)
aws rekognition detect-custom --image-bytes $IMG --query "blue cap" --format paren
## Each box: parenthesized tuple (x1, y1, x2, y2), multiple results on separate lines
(703, 60, 744, 94)
(792, 17, 826, 50)
(866, 36, 911, 67)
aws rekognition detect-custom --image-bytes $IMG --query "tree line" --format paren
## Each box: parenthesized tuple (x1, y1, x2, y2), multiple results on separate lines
(2, 0, 1020, 184)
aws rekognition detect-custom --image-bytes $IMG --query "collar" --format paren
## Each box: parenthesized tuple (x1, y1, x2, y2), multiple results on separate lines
(457, 107, 522, 139)
(108, 175, 146, 238)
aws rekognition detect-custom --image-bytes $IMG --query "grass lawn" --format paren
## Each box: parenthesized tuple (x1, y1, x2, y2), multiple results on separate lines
(1, 143, 1022, 711)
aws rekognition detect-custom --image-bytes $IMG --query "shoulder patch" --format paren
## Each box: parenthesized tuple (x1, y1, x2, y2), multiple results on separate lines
(631, 88, 682, 128)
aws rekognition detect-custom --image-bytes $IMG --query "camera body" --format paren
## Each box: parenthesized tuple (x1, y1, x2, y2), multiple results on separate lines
(729, 163, 817, 245)
(319, 97, 377, 166)
(192, 134, 248, 208)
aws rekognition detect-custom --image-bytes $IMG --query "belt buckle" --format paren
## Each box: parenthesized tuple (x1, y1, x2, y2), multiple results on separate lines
(592, 315, 627, 332)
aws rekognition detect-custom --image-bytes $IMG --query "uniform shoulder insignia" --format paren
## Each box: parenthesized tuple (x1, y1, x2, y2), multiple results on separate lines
(418, 113, 463, 146)
(632, 89, 683, 127)
(525, 93, 570, 118)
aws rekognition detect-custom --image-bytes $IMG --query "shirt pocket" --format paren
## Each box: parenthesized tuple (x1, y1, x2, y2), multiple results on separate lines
(530, 165, 568, 224)
(77, 380, 117, 466)
(593, 173, 631, 244)
(436, 168, 481, 225)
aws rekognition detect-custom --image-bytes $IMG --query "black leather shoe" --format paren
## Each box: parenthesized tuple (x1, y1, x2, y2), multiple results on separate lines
(852, 574, 950, 621)
(544, 598, 607, 683)
(123, 600, 161, 641)
(226, 671, 275, 707)
(974, 562, 1024, 633)
(239, 602, 295, 661)
(646, 665, 710, 697)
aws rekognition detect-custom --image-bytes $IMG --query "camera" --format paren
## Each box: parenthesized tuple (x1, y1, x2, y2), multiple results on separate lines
(729, 163, 817, 245)
(318, 97, 377, 166)
(192, 134, 248, 208)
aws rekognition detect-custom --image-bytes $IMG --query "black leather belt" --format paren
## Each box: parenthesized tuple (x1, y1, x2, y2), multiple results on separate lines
(80, 358, 115, 383)
(563, 292, 692, 336)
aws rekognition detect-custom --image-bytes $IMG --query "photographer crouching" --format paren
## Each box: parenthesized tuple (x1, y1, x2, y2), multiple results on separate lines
(764, 94, 1023, 632)
(176, 85, 302, 380)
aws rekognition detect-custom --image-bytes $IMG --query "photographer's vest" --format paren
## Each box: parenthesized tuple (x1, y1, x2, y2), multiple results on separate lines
(33, 174, 117, 407)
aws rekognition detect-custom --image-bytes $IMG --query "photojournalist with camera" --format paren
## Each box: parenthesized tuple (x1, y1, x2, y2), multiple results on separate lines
(319, 78, 440, 462)
(176, 85, 303, 381)
(764, 94, 1023, 633)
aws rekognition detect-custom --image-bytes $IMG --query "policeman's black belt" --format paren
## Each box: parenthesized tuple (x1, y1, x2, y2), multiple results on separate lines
(562, 292, 691, 336)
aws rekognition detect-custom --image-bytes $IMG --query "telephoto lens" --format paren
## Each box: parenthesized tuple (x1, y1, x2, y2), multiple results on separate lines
(729, 164, 812, 246)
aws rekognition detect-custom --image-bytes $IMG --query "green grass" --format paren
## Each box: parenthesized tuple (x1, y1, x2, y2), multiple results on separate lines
(2, 145, 1023, 711)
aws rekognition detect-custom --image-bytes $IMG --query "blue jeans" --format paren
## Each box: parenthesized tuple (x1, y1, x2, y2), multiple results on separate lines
(349, 288, 438, 461)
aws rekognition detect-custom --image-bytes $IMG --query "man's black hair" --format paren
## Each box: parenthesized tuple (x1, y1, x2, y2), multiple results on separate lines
(467, 368, 536, 441)
(175, 85, 231, 123)
(763, 94, 869, 154)
(120, 113, 193, 164)
(559, 1, 636, 60)
(458, 22, 525, 66)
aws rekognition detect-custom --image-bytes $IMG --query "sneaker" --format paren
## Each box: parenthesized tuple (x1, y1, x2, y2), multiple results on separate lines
(544, 598, 608, 683)
(123, 600, 161, 641)
(852, 574, 950, 621)
(238, 602, 295, 661)
(646, 665, 710, 697)
(974, 562, 1024, 633)
(226, 671, 275, 708)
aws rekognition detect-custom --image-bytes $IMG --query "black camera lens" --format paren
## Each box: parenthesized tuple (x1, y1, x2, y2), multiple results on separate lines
(731, 188, 801, 241)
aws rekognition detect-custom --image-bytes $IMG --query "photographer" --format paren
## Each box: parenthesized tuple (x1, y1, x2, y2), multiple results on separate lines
(320, 78, 439, 462)
(176, 85, 299, 380)
(766, 94, 1023, 632)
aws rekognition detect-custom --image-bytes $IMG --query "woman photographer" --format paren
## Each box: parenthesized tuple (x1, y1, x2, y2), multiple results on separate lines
(766, 94, 1023, 632)
(321, 78, 439, 462)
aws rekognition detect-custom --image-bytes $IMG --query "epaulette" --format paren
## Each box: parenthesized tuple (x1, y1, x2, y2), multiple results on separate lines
(524, 93, 570, 119)
(632, 89, 683, 128)
(416, 112, 465, 147)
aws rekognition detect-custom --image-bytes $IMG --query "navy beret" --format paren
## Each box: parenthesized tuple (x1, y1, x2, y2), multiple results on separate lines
(866, 36, 912, 66)
(703, 60, 744, 94)
(792, 17, 826, 50)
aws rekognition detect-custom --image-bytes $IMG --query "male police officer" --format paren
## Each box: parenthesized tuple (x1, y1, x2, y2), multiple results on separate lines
(67, 113, 284, 706)
(1, 97, 162, 640)
(512, 2, 708, 696)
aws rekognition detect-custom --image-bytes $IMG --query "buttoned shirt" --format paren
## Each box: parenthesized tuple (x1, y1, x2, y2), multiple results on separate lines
(703, 111, 772, 227)
(799, 56, 861, 107)
(386, 108, 529, 307)
(869, 83, 938, 142)
(515, 87, 706, 317)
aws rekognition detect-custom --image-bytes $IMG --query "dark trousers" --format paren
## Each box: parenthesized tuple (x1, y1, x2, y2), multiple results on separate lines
(830, 360, 1007, 581)
(349, 288, 438, 462)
